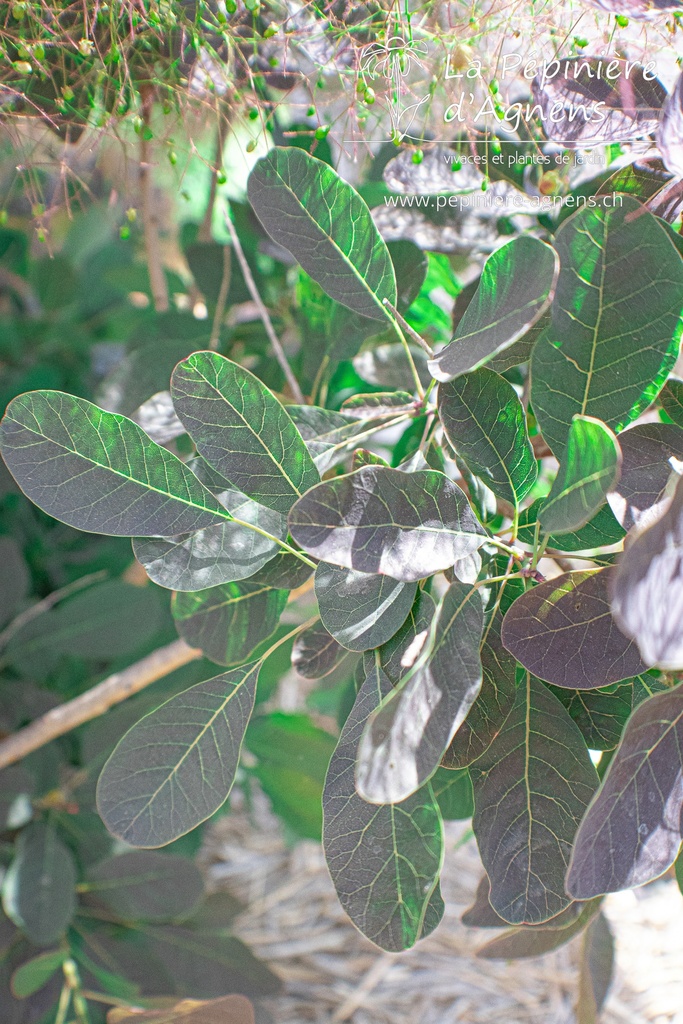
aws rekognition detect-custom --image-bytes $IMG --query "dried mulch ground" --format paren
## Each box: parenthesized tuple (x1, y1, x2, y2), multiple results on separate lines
(203, 795, 683, 1024)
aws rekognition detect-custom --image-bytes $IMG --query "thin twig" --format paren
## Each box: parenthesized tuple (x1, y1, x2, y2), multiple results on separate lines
(382, 298, 434, 356)
(209, 244, 231, 350)
(224, 209, 305, 404)
(0, 639, 201, 771)
(139, 84, 169, 313)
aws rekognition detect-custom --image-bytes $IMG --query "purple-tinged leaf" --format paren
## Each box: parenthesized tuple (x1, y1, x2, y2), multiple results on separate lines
(607, 422, 683, 531)
(576, 912, 615, 1024)
(292, 622, 348, 679)
(501, 569, 648, 689)
(315, 562, 416, 652)
(471, 674, 599, 924)
(567, 683, 683, 898)
(476, 899, 601, 960)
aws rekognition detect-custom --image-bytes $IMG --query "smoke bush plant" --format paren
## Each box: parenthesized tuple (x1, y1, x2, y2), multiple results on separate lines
(3, 141, 683, 1019)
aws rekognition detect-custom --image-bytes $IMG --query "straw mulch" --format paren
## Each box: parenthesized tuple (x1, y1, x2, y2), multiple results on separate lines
(203, 794, 683, 1024)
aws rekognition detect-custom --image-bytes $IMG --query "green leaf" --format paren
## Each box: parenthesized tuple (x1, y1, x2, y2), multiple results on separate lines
(288, 466, 487, 583)
(608, 422, 683, 531)
(471, 674, 598, 924)
(171, 352, 319, 516)
(6, 580, 164, 675)
(246, 713, 337, 840)
(576, 912, 615, 1024)
(611, 474, 683, 669)
(2, 822, 77, 946)
(248, 147, 396, 320)
(322, 665, 444, 951)
(84, 851, 204, 922)
(567, 683, 683, 898)
(443, 600, 517, 769)
(315, 562, 416, 652)
(517, 499, 625, 552)
(438, 367, 537, 507)
(539, 416, 621, 535)
(486, 313, 549, 374)
(247, 547, 313, 590)
(0, 391, 231, 536)
(341, 392, 416, 418)
(430, 767, 474, 820)
(354, 343, 431, 391)
(172, 582, 288, 667)
(429, 236, 558, 381)
(10, 949, 66, 999)
(476, 899, 601, 960)
(357, 581, 483, 804)
(0, 537, 29, 629)
(292, 622, 348, 679)
(549, 676, 662, 751)
(660, 377, 683, 426)
(531, 197, 683, 457)
(501, 569, 648, 689)
(97, 666, 259, 847)
(133, 488, 287, 591)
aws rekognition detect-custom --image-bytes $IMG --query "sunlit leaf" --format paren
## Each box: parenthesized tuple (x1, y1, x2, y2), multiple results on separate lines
(438, 368, 537, 507)
(611, 475, 683, 669)
(531, 198, 683, 456)
(2, 822, 77, 946)
(84, 851, 204, 922)
(248, 147, 396, 320)
(357, 581, 483, 804)
(471, 674, 598, 924)
(428, 237, 558, 381)
(289, 466, 486, 582)
(539, 416, 621, 535)
(97, 666, 259, 847)
(0, 391, 232, 536)
(607, 422, 683, 531)
(171, 352, 319, 516)
(367, 587, 436, 686)
(501, 569, 648, 689)
(660, 377, 683, 427)
(532, 57, 665, 146)
(341, 392, 415, 418)
(315, 562, 416, 652)
(0, 767, 34, 831)
(518, 498, 624, 552)
(172, 582, 288, 667)
(322, 665, 444, 951)
(567, 683, 683, 898)
(292, 622, 348, 679)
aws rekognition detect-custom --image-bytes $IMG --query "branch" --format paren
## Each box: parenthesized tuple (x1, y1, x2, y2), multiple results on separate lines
(139, 85, 169, 313)
(0, 639, 201, 771)
(224, 209, 305, 404)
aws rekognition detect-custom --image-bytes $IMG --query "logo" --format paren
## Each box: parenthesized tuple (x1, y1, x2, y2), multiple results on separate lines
(360, 35, 430, 140)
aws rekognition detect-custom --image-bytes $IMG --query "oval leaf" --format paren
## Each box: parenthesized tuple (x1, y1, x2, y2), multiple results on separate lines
(477, 899, 601, 960)
(471, 674, 598, 925)
(438, 368, 537, 507)
(608, 422, 683, 531)
(172, 582, 288, 667)
(611, 475, 683, 669)
(567, 683, 683, 898)
(97, 666, 259, 847)
(429, 237, 558, 381)
(10, 949, 67, 999)
(322, 665, 444, 951)
(84, 851, 204, 922)
(171, 352, 319, 516)
(501, 568, 648, 689)
(292, 622, 348, 679)
(2, 822, 77, 946)
(0, 391, 231, 536)
(289, 466, 486, 583)
(315, 562, 416, 652)
(531, 198, 683, 456)
(539, 416, 621, 535)
(356, 581, 484, 804)
(248, 147, 396, 320)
